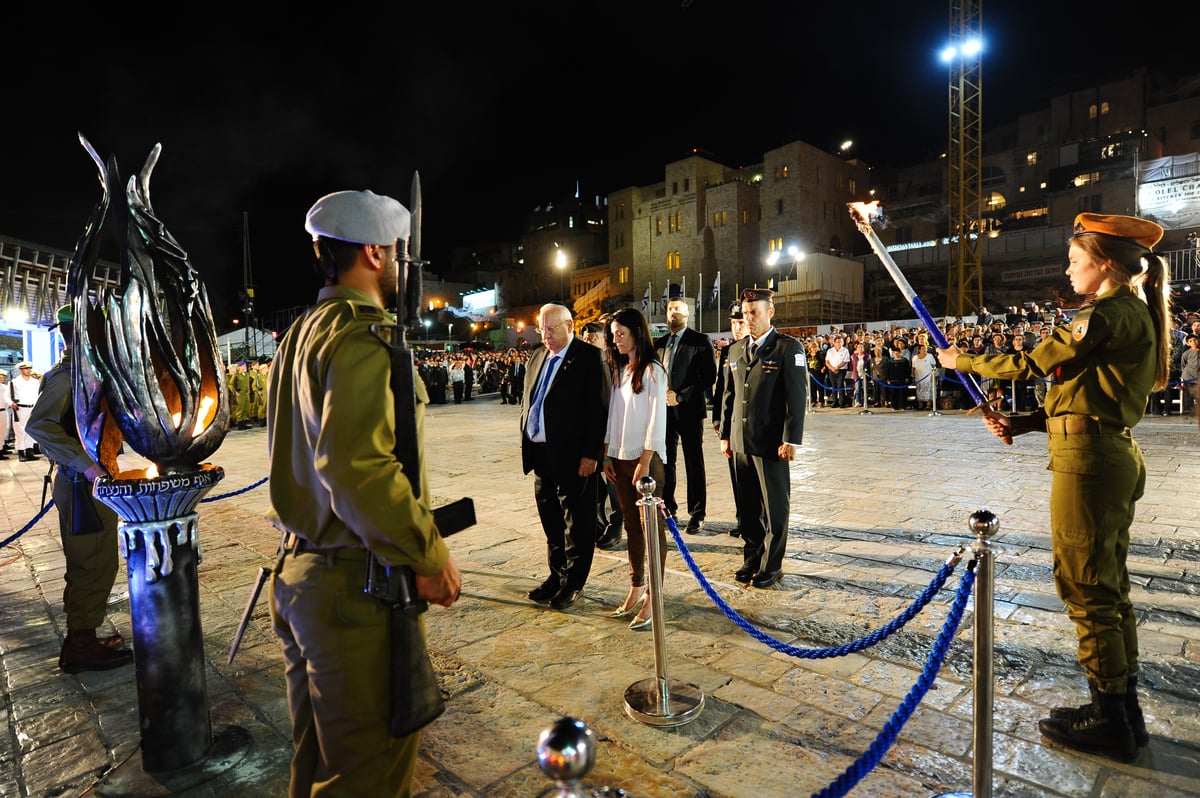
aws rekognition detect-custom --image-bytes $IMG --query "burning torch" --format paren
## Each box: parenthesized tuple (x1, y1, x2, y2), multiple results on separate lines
(847, 201, 1011, 444)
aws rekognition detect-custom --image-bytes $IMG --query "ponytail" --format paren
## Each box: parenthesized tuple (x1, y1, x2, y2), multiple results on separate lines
(1134, 252, 1172, 391)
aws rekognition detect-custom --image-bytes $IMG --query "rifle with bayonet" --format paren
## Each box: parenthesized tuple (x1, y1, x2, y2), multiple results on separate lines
(365, 170, 475, 737)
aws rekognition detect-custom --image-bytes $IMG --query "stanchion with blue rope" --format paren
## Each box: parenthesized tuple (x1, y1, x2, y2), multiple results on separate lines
(623, 475, 704, 728)
(667, 507, 995, 797)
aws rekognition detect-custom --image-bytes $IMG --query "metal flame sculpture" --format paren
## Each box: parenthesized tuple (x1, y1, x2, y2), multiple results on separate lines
(68, 133, 229, 475)
(65, 134, 231, 774)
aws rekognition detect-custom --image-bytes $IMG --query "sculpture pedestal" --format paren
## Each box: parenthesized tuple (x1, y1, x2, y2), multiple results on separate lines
(97, 466, 224, 774)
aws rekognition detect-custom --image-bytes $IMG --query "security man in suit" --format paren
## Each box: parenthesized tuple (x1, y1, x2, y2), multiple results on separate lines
(267, 189, 461, 796)
(655, 296, 717, 533)
(719, 288, 808, 588)
(712, 302, 748, 537)
(520, 303, 609, 610)
(26, 304, 134, 673)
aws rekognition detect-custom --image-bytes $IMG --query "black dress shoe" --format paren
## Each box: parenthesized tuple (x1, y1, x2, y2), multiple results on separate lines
(550, 587, 583, 611)
(528, 581, 561, 603)
(734, 565, 755, 584)
(751, 570, 783, 588)
(596, 525, 621, 550)
(685, 517, 704, 534)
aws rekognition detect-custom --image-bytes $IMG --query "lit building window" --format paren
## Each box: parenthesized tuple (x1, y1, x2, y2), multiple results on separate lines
(1026, 151, 1038, 165)
(618, 266, 629, 284)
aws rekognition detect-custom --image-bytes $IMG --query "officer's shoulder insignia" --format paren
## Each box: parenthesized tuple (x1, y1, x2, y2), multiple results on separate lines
(1072, 319, 1089, 341)
(794, 353, 805, 367)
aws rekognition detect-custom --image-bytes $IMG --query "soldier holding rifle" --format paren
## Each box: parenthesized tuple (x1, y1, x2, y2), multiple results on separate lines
(267, 189, 460, 796)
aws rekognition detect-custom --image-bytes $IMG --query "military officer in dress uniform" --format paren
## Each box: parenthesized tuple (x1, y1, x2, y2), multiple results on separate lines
(938, 213, 1171, 763)
(719, 288, 808, 589)
(26, 305, 133, 672)
(267, 189, 461, 796)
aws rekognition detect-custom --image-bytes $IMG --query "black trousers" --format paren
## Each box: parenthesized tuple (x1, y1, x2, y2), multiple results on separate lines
(530, 445, 598, 592)
(732, 452, 790, 574)
(662, 410, 707, 521)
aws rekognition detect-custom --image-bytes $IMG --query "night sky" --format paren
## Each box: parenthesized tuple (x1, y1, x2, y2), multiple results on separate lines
(2, 2, 1192, 324)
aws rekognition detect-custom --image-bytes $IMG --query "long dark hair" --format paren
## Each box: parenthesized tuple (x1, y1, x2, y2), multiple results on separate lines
(609, 307, 661, 394)
(1071, 233, 1171, 390)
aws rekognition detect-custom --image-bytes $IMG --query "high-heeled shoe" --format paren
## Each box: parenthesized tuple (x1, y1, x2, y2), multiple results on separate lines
(629, 614, 653, 631)
(608, 589, 647, 619)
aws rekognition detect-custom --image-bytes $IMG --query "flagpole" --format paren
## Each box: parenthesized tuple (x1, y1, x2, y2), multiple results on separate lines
(698, 271, 702, 332)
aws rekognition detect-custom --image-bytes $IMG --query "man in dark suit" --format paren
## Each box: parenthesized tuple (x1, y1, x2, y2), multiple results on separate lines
(719, 288, 808, 588)
(712, 302, 748, 538)
(655, 296, 717, 534)
(520, 303, 610, 610)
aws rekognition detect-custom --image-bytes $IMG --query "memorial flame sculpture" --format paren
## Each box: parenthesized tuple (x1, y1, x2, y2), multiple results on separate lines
(67, 133, 231, 773)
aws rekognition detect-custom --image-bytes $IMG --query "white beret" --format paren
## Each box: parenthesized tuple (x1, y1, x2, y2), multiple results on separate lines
(304, 190, 410, 245)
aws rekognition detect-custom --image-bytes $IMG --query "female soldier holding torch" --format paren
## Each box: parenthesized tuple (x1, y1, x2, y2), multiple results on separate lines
(937, 213, 1171, 763)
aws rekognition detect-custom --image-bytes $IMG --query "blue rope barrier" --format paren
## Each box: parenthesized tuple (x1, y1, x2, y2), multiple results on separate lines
(814, 562, 977, 798)
(864, 372, 930, 390)
(664, 513, 962, 658)
(2, 499, 56, 549)
(4, 476, 269, 549)
(200, 475, 269, 502)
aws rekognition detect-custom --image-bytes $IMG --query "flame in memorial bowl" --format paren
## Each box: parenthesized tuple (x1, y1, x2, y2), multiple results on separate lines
(67, 134, 230, 474)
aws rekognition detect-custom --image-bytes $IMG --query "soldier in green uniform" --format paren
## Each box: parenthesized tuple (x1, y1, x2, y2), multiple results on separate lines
(937, 213, 1172, 762)
(252, 360, 269, 426)
(231, 361, 252, 430)
(25, 305, 134, 673)
(268, 189, 461, 797)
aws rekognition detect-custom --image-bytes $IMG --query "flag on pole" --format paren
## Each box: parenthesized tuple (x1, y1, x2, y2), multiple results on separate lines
(680, 275, 686, 303)
(660, 284, 668, 312)
(710, 271, 720, 307)
(642, 283, 650, 311)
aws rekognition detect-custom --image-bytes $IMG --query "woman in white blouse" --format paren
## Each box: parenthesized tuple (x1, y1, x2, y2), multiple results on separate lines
(602, 307, 669, 630)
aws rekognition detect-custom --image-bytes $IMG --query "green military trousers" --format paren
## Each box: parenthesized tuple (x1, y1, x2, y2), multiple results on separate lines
(270, 549, 421, 797)
(1047, 429, 1145, 694)
(53, 468, 121, 631)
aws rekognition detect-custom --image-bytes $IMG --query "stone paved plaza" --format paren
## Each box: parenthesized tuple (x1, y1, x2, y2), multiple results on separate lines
(1, 394, 1198, 797)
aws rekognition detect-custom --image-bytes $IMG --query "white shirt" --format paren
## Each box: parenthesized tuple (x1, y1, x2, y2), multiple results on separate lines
(825, 344, 850, 371)
(10, 373, 40, 406)
(606, 359, 668, 464)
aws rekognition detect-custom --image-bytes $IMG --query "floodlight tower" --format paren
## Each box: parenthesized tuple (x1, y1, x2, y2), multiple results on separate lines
(945, 0, 984, 317)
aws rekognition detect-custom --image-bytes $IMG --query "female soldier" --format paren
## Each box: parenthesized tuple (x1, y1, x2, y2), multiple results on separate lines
(937, 213, 1170, 762)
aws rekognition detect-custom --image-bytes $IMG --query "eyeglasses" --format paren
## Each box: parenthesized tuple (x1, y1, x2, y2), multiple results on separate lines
(537, 320, 569, 335)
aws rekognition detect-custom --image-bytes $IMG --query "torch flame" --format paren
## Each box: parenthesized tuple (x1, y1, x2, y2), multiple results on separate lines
(848, 201, 882, 226)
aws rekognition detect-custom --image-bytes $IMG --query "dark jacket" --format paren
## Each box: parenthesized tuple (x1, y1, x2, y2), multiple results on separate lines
(655, 326, 717, 422)
(520, 338, 609, 477)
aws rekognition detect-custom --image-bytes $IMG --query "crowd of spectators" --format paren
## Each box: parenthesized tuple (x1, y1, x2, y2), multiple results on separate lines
(410, 302, 1200, 418)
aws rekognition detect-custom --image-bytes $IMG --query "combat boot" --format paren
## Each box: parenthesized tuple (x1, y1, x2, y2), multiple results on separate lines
(59, 629, 134, 673)
(1049, 676, 1149, 747)
(1038, 687, 1137, 762)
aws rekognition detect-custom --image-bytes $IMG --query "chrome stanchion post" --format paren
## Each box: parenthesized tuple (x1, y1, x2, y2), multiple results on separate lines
(929, 369, 943, 417)
(934, 508, 998, 798)
(623, 476, 704, 727)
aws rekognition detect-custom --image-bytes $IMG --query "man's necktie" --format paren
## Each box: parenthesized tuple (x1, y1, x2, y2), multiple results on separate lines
(749, 341, 758, 359)
(528, 355, 559, 437)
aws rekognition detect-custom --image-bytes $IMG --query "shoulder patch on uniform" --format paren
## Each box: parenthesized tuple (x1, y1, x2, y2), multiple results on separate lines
(794, 353, 805, 367)
(1072, 319, 1089, 341)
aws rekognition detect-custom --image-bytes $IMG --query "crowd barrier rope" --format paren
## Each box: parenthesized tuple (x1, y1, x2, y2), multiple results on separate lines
(664, 511, 983, 798)
(3, 476, 269, 550)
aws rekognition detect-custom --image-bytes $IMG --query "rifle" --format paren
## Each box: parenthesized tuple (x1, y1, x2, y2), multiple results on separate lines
(367, 171, 476, 737)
